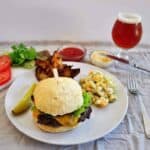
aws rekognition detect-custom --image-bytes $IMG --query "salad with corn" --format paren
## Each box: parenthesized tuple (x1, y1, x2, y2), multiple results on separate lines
(80, 71, 116, 107)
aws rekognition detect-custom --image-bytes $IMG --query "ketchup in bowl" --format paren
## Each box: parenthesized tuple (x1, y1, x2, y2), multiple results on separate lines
(58, 46, 86, 61)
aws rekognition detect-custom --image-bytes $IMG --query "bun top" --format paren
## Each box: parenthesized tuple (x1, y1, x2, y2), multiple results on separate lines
(33, 77, 83, 116)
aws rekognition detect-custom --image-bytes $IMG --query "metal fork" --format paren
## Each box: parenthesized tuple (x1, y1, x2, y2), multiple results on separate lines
(128, 72, 150, 138)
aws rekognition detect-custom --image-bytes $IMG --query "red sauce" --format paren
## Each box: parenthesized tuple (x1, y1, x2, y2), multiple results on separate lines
(59, 47, 85, 61)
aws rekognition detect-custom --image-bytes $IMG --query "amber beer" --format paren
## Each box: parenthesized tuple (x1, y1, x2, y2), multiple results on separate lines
(112, 13, 142, 49)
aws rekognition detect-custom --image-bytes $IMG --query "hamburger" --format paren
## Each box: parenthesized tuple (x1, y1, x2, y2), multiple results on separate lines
(32, 77, 92, 133)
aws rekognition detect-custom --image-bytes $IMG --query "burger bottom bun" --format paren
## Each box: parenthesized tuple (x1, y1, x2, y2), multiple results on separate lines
(32, 111, 79, 133)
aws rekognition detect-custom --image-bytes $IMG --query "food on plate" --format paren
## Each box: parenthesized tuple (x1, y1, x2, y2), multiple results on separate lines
(32, 77, 92, 133)
(12, 83, 36, 115)
(0, 55, 11, 72)
(23, 60, 35, 69)
(90, 50, 114, 68)
(0, 55, 12, 86)
(80, 71, 116, 107)
(36, 50, 51, 60)
(8, 43, 37, 68)
(58, 45, 86, 61)
(0, 69, 11, 86)
(35, 51, 80, 81)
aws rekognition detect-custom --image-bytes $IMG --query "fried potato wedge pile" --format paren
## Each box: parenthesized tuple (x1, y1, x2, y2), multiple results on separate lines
(35, 50, 80, 80)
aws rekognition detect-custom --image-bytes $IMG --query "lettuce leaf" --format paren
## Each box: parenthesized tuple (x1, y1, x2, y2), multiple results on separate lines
(73, 92, 91, 117)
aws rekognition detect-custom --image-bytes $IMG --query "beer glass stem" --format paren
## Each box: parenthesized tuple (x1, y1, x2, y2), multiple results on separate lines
(117, 49, 129, 60)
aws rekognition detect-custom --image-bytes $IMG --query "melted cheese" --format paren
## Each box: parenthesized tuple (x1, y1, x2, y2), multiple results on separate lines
(55, 114, 78, 126)
(34, 108, 79, 127)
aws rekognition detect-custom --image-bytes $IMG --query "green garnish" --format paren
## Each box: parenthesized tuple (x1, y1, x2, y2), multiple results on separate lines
(23, 60, 35, 69)
(9, 43, 37, 68)
(73, 92, 91, 117)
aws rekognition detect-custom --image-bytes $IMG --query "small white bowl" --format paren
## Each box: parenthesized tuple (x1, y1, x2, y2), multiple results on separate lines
(90, 50, 114, 68)
(58, 45, 86, 61)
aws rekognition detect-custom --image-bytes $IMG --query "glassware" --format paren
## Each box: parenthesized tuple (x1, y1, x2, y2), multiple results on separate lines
(112, 12, 143, 59)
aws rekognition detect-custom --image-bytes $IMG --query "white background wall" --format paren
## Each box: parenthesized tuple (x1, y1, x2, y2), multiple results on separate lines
(0, 0, 149, 44)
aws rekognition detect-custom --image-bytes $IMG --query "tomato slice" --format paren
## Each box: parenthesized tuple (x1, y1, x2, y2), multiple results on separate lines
(0, 68, 11, 86)
(0, 55, 11, 72)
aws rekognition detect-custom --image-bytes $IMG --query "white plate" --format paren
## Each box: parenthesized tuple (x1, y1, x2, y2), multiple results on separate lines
(5, 62, 128, 145)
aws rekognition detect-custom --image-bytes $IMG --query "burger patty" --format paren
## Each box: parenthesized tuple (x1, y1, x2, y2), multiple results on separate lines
(38, 113, 62, 127)
(79, 107, 92, 122)
(37, 106, 92, 127)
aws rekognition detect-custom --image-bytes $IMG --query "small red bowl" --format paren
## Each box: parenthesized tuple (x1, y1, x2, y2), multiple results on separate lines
(58, 45, 86, 61)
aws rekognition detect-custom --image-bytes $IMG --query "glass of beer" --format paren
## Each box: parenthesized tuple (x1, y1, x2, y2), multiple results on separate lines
(112, 12, 143, 59)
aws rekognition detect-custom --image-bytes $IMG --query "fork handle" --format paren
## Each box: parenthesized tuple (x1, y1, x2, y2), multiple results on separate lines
(138, 95, 150, 138)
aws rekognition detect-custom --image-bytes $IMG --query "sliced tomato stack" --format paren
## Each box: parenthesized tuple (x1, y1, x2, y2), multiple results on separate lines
(0, 55, 12, 86)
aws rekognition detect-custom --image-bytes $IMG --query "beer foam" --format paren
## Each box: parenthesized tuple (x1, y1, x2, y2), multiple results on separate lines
(118, 12, 141, 24)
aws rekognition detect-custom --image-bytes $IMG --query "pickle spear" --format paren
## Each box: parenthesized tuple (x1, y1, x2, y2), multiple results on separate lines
(12, 83, 36, 115)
